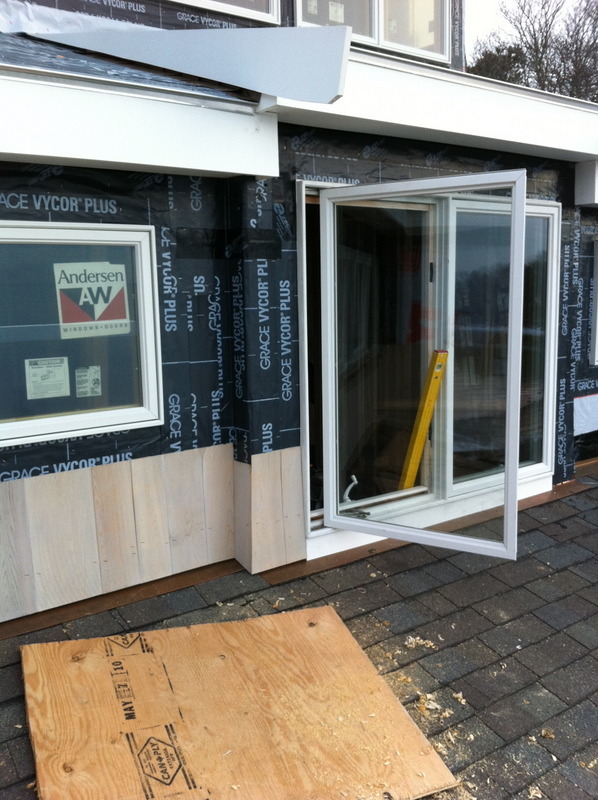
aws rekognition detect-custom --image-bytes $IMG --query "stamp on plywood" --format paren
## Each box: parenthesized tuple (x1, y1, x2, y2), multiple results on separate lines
(103, 633, 152, 657)
(126, 724, 198, 799)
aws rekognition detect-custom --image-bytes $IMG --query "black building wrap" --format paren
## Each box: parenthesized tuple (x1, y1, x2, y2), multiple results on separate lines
(562, 207, 598, 462)
(234, 176, 300, 459)
(24, 0, 256, 32)
(0, 166, 239, 479)
(0, 124, 595, 484)
(275, 123, 593, 484)
(0, 162, 302, 479)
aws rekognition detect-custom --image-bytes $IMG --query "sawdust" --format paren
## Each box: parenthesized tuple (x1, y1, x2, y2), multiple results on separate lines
(404, 635, 438, 650)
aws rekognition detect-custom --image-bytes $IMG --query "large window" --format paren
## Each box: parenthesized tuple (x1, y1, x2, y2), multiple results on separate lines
(0, 223, 162, 446)
(299, 0, 449, 62)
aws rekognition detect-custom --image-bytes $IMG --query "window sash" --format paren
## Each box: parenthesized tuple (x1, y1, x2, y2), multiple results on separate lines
(298, 0, 450, 62)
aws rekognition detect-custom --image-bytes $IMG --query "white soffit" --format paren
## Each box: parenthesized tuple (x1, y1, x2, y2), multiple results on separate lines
(0, 73, 279, 176)
(29, 25, 351, 104)
(268, 54, 598, 162)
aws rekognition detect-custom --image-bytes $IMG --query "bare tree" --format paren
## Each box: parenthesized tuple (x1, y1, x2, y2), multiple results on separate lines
(499, 0, 566, 91)
(556, 0, 598, 102)
(467, 0, 598, 102)
(468, 34, 527, 84)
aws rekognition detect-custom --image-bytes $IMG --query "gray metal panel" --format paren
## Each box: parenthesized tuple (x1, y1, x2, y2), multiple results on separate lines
(32, 25, 351, 103)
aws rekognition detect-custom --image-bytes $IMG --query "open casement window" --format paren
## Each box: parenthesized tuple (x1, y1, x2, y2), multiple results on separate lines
(299, 0, 450, 63)
(319, 171, 527, 559)
(0, 223, 162, 446)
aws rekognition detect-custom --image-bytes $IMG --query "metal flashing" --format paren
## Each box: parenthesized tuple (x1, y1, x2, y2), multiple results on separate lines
(29, 24, 351, 104)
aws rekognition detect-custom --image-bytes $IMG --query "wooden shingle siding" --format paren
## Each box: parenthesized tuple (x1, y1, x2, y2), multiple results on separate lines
(0, 445, 235, 622)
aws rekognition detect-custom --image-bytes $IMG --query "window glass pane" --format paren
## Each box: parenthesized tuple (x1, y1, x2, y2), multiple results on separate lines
(223, 0, 271, 13)
(335, 204, 429, 504)
(302, 0, 373, 36)
(521, 216, 548, 465)
(0, 242, 142, 424)
(384, 0, 445, 53)
(453, 211, 511, 482)
(453, 212, 549, 480)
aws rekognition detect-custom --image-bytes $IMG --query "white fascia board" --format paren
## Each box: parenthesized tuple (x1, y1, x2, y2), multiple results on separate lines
(268, 54, 598, 163)
(0, 72, 279, 177)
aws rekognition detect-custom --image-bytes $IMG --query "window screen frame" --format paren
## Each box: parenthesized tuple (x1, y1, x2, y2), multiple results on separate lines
(0, 221, 163, 447)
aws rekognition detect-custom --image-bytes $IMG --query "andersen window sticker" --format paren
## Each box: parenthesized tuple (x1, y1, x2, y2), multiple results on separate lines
(54, 261, 132, 340)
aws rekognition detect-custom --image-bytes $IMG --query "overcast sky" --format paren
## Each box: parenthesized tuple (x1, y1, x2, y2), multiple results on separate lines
(462, 0, 579, 57)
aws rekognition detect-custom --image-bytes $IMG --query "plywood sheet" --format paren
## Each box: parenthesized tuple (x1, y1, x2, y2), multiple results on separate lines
(22, 607, 456, 800)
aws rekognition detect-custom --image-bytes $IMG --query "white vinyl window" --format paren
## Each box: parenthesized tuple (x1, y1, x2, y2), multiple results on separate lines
(298, 171, 566, 563)
(0, 222, 162, 446)
(180, 0, 280, 24)
(298, 0, 449, 62)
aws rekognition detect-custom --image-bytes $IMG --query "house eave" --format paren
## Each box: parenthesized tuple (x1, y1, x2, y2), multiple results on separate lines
(0, 69, 279, 177)
(267, 51, 598, 164)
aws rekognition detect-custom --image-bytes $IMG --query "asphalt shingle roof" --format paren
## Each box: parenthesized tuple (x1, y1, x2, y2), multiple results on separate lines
(1, 471, 597, 799)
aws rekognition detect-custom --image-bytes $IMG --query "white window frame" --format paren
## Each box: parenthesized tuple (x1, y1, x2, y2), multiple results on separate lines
(180, 0, 280, 25)
(297, 0, 450, 64)
(443, 197, 560, 500)
(320, 171, 527, 561)
(592, 240, 598, 366)
(0, 222, 163, 447)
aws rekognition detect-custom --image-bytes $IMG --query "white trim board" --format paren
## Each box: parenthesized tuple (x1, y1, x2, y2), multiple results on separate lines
(266, 53, 598, 163)
(0, 72, 279, 176)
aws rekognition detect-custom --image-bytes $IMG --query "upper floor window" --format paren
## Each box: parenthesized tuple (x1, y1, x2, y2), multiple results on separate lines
(182, 0, 280, 24)
(299, 0, 449, 62)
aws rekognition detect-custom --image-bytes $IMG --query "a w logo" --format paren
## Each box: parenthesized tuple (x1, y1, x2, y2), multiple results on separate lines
(59, 286, 127, 323)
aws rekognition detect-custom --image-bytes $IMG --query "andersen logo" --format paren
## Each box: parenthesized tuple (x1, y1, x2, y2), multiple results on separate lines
(54, 262, 130, 340)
